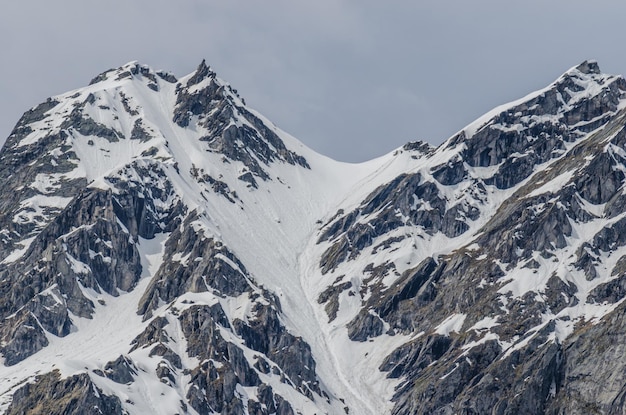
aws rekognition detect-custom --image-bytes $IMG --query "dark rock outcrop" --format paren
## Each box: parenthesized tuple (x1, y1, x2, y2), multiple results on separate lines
(6, 371, 124, 415)
(173, 60, 309, 181)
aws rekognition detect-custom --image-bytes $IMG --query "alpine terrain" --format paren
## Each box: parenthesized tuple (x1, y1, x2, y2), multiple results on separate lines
(1, 59, 626, 414)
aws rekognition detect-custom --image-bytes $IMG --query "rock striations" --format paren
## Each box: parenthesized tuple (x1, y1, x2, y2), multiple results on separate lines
(1, 59, 626, 414)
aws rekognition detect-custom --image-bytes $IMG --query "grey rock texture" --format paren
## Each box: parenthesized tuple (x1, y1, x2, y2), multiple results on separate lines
(0, 59, 327, 415)
(6, 371, 125, 415)
(546, 303, 626, 414)
(179, 302, 301, 415)
(131, 207, 327, 412)
(318, 172, 480, 274)
(137, 212, 252, 316)
(173, 60, 309, 182)
(314, 61, 626, 414)
(100, 355, 138, 384)
(0, 158, 185, 364)
(447, 61, 626, 189)
(232, 296, 322, 399)
(0, 188, 142, 363)
(6, 59, 626, 415)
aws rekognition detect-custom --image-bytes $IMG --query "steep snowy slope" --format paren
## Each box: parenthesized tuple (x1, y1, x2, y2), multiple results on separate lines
(311, 60, 626, 414)
(0, 60, 396, 415)
(3, 59, 626, 415)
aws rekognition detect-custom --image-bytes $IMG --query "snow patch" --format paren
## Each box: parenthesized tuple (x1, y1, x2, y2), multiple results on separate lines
(435, 314, 467, 336)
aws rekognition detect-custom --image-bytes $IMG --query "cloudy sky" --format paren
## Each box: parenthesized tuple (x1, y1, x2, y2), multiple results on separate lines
(2, 1, 626, 162)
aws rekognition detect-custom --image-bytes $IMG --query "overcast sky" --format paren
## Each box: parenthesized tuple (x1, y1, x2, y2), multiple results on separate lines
(2, 1, 626, 162)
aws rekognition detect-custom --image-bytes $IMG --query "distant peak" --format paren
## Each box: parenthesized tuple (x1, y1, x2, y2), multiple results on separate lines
(574, 60, 601, 75)
(186, 59, 216, 87)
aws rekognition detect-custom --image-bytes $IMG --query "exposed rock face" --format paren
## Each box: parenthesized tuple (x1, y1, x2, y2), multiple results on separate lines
(447, 61, 626, 188)
(173, 60, 309, 182)
(0, 163, 185, 364)
(6, 59, 626, 415)
(312, 61, 626, 414)
(547, 303, 626, 414)
(6, 371, 124, 415)
(318, 171, 481, 275)
(100, 355, 138, 384)
(179, 303, 296, 415)
(0, 60, 326, 415)
(138, 212, 251, 316)
(0, 188, 143, 363)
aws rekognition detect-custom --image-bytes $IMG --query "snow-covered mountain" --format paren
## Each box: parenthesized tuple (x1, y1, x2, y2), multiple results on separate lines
(1, 59, 626, 414)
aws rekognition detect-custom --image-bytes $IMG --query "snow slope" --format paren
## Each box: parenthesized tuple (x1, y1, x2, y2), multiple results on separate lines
(3, 59, 626, 415)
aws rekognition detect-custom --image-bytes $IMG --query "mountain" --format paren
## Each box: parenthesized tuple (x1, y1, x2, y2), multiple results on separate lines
(0, 59, 625, 414)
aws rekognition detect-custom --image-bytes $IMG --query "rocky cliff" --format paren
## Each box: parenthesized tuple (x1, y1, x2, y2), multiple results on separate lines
(1, 60, 626, 414)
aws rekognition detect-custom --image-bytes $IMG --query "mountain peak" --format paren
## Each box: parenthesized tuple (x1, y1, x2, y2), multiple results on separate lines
(446, 58, 624, 148)
(433, 58, 626, 194)
(573, 59, 601, 75)
(185, 58, 216, 87)
(8, 59, 626, 415)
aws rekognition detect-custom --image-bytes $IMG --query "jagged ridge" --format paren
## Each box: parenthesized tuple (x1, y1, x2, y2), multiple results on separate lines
(2, 59, 626, 415)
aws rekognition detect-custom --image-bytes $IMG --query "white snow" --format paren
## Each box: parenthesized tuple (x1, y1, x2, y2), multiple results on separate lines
(527, 170, 576, 198)
(1, 236, 36, 264)
(3, 59, 626, 415)
(435, 313, 467, 336)
(469, 316, 500, 332)
(457, 62, 615, 140)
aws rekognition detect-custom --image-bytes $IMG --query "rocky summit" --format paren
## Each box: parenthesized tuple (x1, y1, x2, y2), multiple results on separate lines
(0, 59, 625, 414)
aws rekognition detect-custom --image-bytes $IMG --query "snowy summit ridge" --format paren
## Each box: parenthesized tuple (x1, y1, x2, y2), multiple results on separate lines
(1, 59, 626, 414)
